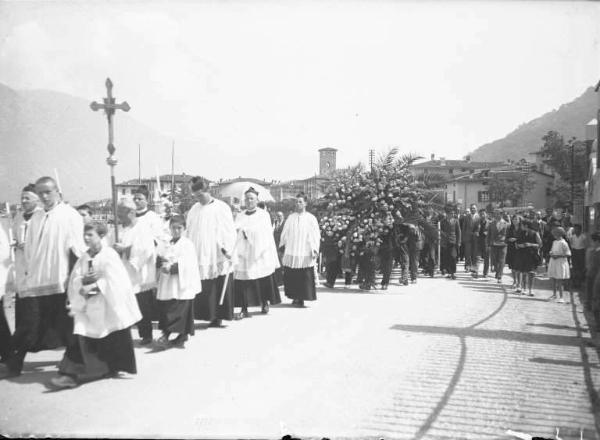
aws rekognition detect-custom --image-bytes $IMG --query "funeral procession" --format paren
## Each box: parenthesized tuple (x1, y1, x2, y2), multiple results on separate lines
(1, 2, 600, 439)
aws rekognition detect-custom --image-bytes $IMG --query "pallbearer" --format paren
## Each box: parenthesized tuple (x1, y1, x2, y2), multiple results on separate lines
(233, 188, 281, 319)
(3, 177, 84, 378)
(109, 198, 157, 345)
(156, 215, 201, 348)
(50, 222, 141, 389)
(186, 177, 236, 327)
(279, 193, 321, 307)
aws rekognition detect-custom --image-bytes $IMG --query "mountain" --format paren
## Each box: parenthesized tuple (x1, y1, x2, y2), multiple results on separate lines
(470, 86, 598, 162)
(0, 83, 224, 205)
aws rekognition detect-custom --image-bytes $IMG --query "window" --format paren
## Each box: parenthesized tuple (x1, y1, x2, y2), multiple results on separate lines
(478, 191, 489, 203)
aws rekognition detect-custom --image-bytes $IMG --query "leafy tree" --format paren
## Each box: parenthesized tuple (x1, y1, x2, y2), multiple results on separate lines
(487, 172, 536, 207)
(539, 130, 587, 208)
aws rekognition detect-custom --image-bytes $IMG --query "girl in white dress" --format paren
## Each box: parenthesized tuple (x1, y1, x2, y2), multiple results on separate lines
(547, 227, 571, 303)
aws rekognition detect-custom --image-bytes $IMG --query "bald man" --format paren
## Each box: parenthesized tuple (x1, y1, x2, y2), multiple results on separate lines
(3, 177, 84, 378)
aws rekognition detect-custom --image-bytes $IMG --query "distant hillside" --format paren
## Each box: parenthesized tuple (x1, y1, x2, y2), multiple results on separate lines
(0, 83, 228, 204)
(470, 86, 598, 162)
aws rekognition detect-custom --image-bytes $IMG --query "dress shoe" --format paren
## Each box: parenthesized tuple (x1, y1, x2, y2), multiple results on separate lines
(234, 312, 244, 320)
(261, 302, 270, 314)
(140, 337, 153, 346)
(323, 282, 335, 289)
(49, 375, 78, 390)
(208, 319, 223, 327)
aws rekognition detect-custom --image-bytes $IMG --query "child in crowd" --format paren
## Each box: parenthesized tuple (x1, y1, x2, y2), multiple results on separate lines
(156, 215, 201, 349)
(548, 227, 571, 303)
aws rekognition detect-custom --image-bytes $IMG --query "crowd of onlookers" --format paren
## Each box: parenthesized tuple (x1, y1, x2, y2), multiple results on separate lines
(318, 203, 599, 325)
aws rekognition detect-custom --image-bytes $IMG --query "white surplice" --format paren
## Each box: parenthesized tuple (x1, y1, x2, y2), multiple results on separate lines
(107, 220, 157, 293)
(12, 208, 42, 293)
(136, 209, 170, 254)
(0, 217, 11, 300)
(234, 209, 280, 280)
(22, 202, 85, 297)
(186, 199, 236, 280)
(157, 236, 202, 300)
(68, 246, 142, 339)
(279, 211, 321, 269)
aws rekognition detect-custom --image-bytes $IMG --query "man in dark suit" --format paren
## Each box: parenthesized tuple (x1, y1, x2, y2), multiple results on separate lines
(461, 204, 480, 274)
(489, 208, 509, 284)
(473, 208, 490, 278)
(440, 205, 461, 280)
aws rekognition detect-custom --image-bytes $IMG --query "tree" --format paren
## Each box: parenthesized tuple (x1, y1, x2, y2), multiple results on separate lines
(487, 172, 536, 207)
(539, 130, 587, 208)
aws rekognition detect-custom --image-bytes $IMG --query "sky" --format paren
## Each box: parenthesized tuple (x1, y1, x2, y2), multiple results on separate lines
(0, 0, 599, 180)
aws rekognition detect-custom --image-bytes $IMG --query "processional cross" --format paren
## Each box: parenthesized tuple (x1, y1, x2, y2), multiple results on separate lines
(90, 78, 130, 242)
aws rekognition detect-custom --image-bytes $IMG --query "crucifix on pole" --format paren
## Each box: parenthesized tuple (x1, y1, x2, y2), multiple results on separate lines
(90, 78, 130, 242)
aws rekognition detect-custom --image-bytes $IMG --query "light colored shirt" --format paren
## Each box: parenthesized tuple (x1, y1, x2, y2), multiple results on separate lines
(157, 236, 202, 300)
(186, 199, 236, 280)
(68, 246, 141, 339)
(279, 211, 321, 268)
(108, 220, 157, 293)
(22, 202, 85, 297)
(570, 233, 588, 250)
(234, 209, 280, 280)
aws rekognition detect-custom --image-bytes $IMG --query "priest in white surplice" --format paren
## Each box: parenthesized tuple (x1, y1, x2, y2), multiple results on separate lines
(279, 193, 321, 307)
(1, 184, 42, 363)
(133, 185, 170, 253)
(233, 188, 281, 319)
(3, 177, 85, 378)
(50, 222, 141, 389)
(108, 198, 157, 346)
(186, 177, 236, 327)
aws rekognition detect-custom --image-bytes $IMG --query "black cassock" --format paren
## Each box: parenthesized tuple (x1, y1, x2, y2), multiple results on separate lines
(283, 267, 317, 301)
(194, 274, 235, 321)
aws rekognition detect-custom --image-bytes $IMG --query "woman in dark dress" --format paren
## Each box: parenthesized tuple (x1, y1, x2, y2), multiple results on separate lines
(506, 215, 521, 288)
(513, 219, 542, 296)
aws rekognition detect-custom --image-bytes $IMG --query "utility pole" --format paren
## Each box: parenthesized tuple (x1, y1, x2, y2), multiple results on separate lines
(138, 144, 141, 184)
(571, 141, 575, 216)
(369, 149, 375, 172)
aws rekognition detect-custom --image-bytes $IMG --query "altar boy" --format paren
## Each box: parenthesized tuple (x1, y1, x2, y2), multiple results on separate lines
(156, 215, 201, 349)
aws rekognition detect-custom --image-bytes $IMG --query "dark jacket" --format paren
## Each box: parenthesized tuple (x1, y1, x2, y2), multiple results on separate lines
(461, 213, 480, 244)
(489, 219, 509, 247)
(441, 217, 461, 247)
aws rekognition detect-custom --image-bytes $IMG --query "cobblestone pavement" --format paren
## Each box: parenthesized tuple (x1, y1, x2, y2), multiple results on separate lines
(0, 269, 598, 440)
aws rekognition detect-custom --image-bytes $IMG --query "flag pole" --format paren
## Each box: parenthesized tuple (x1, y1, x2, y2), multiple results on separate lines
(171, 141, 175, 202)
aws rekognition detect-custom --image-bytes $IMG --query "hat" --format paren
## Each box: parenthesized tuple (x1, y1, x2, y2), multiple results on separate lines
(244, 186, 259, 196)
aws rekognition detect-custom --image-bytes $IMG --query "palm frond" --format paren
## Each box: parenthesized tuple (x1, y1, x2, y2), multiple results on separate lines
(396, 153, 423, 170)
(375, 147, 399, 171)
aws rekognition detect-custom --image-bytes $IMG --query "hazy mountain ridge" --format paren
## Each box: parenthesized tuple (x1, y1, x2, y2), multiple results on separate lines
(470, 86, 598, 162)
(0, 83, 206, 204)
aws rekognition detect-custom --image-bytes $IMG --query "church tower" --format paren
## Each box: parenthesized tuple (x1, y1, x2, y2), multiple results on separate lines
(319, 147, 338, 176)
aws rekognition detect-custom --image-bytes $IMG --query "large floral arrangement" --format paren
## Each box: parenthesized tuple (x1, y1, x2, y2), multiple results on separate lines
(317, 149, 431, 260)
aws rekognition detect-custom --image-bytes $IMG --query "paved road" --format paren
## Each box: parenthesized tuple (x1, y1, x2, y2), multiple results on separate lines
(1, 271, 599, 440)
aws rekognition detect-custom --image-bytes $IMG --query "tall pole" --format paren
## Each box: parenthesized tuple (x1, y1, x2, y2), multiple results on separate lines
(571, 142, 575, 216)
(138, 144, 141, 184)
(90, 78, 130, 242)
(369, 149, 375, 172)
(171, 141, 175, 202)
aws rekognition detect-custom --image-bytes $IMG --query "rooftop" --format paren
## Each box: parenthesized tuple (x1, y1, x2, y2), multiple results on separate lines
(412, 159, 506, 169)
(318, 147, 338, 152)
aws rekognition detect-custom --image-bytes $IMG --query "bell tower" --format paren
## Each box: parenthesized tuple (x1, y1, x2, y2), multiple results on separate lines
(319, 147, 338, 176)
